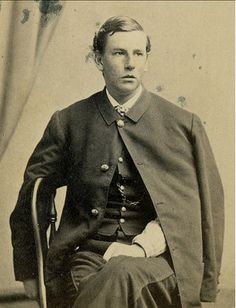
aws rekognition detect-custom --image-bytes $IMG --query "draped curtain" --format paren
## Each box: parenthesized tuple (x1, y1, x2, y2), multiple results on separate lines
(0, 0, 65, 160)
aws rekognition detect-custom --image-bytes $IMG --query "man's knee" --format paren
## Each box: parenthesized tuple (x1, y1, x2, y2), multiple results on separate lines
(106, 255, 131, 271)
(104, 256, 143, 281)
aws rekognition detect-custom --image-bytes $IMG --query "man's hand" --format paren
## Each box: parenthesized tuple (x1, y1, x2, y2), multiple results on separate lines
(103, 242, 145, 261)
(23, 279, 38, 300)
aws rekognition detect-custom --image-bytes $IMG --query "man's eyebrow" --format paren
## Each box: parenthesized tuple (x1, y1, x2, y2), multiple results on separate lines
(112, 48, 126, 51)
(133, 49, 145, 52)
(111, 48, 145, 52)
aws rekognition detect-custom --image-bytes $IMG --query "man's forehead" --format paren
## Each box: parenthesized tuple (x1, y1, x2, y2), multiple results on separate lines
(105, 31, 147, 50)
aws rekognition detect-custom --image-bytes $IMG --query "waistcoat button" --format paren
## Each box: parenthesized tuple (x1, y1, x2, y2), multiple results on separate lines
(118, 157, 123, 163)
(117, 119, 125, 128)
(119, 218, 125, 223)
(100, 164, 109, 171)
(91, 208, 99, 216)
(121, 206, 127, 212)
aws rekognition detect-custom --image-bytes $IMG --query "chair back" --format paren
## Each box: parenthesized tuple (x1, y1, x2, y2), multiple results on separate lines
(32, 177, 57, 308)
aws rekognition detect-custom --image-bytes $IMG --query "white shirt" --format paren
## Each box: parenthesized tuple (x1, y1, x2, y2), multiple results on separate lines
(105, 87, 167, 258)
(106, 86, 143, 112)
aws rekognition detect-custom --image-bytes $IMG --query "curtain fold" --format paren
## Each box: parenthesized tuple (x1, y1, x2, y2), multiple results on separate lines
(0, 0, 64, 160)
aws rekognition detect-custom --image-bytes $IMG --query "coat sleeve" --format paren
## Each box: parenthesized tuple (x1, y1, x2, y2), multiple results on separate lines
(10, 111, 68, 281)
(191, 114, 224, 302)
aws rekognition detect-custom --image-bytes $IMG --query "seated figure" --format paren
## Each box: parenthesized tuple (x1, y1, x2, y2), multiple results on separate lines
(10, 16, 224, 308)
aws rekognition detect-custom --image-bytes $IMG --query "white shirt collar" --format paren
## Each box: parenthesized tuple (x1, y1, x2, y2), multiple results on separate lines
(106, 85, 142, 111)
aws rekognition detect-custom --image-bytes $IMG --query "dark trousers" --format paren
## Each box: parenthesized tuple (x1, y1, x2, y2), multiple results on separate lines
(47, 251, 181, 308)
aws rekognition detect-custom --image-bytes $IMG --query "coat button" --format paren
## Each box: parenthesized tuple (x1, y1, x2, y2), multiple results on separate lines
(118, 157, 123, 163)
(117, 119, 125, 128)
(100, 164, 109, 171)
(120, 185, 125, 191)
(119, 218, 125, 223)
(121, 206, 127, 212)
(91, 208, 99, 216)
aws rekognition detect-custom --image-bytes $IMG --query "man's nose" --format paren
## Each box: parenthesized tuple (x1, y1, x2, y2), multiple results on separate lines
(124, 55, 135, 70)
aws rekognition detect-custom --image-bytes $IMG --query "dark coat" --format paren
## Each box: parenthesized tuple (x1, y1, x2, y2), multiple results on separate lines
(10, 88, 224, 307)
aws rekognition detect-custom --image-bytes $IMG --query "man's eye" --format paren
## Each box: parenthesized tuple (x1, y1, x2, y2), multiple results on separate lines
(136, 52, 144, 56)
(113, 51, 124, 56)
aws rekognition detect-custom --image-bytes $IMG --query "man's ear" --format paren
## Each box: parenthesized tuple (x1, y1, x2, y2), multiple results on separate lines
(94, 53, 104, 71)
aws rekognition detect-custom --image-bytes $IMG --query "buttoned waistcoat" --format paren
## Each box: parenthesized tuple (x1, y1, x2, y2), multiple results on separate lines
(10, 88, 224, 308)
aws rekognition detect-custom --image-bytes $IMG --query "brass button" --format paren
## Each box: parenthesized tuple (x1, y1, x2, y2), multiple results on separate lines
(119, 218, 125, 223)
(121, 206, 127, 212)
(118, 157, 123, 163)
(117, 119, 125, 128)
(100, 164, 109, 172)
(120, 185, 125, 191)
(91, 208, 99, 216)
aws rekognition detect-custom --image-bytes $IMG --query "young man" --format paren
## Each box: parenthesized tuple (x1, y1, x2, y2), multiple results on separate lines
(10, 16, 224, 308)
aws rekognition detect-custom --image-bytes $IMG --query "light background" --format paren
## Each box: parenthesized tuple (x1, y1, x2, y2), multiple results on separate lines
(0, 0, 234, 298)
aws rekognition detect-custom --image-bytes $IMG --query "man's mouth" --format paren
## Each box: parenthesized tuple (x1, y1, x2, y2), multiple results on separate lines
(122, 75, 136, 79)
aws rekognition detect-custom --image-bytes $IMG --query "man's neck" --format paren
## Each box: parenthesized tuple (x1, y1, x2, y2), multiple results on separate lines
(106, 85, 142, 105)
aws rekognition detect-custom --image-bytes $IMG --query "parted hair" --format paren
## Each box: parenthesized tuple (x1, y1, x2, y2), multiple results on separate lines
(93, 16, 151, 55)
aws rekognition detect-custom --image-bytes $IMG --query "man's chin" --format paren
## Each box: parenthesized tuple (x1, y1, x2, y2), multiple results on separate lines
(116, 83, 140, 95)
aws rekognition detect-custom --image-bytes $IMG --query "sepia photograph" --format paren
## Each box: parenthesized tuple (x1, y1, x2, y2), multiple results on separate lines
(0, 1, 234, 307)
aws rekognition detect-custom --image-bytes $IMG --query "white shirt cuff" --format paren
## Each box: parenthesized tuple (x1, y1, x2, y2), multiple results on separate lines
(132, 219, 167, 257)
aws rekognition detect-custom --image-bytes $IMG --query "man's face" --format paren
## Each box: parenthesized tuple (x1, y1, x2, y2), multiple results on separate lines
(97, 31, 148, 98)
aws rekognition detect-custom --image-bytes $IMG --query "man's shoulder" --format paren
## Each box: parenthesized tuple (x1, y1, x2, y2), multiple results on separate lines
(148, 91, 192, 117)
(54, 90, 104, 126)
(148, 91, 193, 124)
(61, 90, 102, 114)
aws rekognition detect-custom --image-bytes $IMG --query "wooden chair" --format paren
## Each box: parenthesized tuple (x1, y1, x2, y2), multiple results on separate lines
(31, 177, 58, 308)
